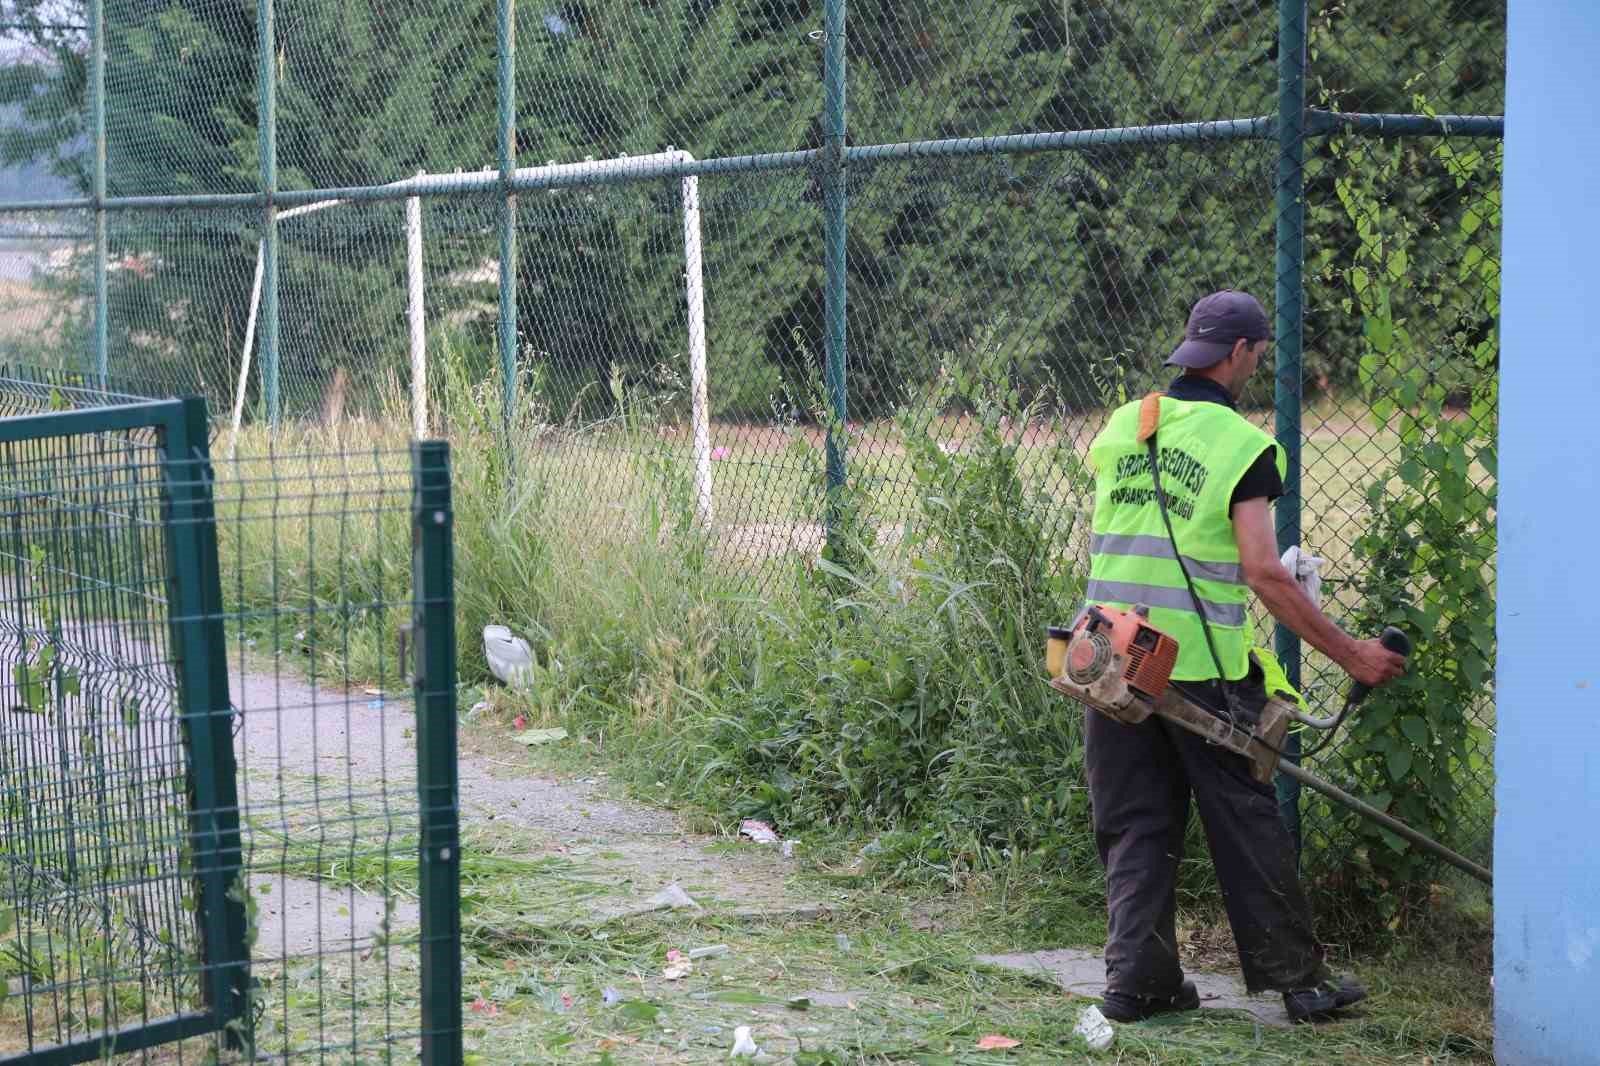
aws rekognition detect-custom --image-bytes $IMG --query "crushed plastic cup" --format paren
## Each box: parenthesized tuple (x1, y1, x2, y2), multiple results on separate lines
(1074, 1005, 1114, 1051)
(739, 819, 780, 844)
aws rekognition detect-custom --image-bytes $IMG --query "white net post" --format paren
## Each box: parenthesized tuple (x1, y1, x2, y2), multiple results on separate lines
(675, 150, 714, 527)
(407, 174, 427, 439)
(226, 242, 265, 459)
(228, 196, 344, 455)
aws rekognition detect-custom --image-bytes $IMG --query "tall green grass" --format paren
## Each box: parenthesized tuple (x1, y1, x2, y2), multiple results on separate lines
(217, 351, 1135, 890)
(214, 348, 1492, 933)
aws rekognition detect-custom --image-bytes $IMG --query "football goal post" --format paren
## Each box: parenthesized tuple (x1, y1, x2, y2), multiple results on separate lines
(228, 149, 714, 524)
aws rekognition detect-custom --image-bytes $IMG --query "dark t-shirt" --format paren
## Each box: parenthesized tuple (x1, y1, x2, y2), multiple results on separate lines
(1164, 375, 1284, 509)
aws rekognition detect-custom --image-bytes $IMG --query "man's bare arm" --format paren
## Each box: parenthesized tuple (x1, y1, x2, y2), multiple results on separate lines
(1231, 497, 1405, 688)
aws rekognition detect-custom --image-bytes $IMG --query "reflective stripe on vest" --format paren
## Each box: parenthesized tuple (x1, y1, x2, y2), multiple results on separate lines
(1082, 578, 1247, 627)
(1088, 532, 1244, 585)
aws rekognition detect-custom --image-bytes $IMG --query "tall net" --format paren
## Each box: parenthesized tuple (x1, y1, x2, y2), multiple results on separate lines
(0, 0, 1505, 947)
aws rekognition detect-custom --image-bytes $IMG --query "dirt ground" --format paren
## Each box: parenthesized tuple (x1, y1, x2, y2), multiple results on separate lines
(232, 663, 819, 958)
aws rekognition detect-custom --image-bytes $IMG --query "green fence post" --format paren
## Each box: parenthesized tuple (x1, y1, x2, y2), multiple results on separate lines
(821, 0, 847, 545)
(257, 0, 279, 428)
(1273, 0, 1308, 853)
(163, 396, 252, 1050)
(413, 440, 462, 1066)
(497, 0, 517, 445)
(89, 0, 106, 386)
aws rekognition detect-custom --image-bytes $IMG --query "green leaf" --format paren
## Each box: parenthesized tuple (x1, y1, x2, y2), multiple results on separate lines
(0, 907, 13, 935)
(1364, 704, 1396, 732)
(1388, 247, 1408, 281)
(1399, 716, 1429, 747)
(618, 1000, 661, 1023)
(510, 727, 568, 747)
(1385, 744, 1413, 783)
(1363, 312, 1393, 355)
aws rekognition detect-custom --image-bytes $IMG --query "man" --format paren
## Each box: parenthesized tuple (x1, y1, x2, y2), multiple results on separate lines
(1081, 289, 1406, 1024)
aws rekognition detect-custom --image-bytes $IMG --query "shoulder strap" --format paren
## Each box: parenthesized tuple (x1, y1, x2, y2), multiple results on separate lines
(1145, 426, 1239, 698)
(1136, 391, 1162, 442)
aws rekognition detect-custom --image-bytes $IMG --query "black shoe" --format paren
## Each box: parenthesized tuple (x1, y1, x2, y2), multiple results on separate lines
(1283, 975, 1367, 1022)
(1100, 979, 1201, 1023)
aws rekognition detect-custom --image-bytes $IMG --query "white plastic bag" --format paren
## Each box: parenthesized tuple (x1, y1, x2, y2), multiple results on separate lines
(730, 1025, 761, 1058)
(1280, 545, 1326, 609)
(482, 624, 535, 687)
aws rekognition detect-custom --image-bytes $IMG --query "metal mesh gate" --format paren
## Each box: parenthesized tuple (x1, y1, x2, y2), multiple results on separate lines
(0, 396, 247, 1063)
(0, 390, 463, 1065)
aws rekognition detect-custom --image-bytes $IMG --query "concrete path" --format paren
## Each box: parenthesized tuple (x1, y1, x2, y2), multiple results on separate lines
(976, 947, 1293, 1026)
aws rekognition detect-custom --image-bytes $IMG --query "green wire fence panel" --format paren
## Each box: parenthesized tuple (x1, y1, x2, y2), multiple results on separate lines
(0, 382, 462, 1064)
(0, 394, 247, 1064)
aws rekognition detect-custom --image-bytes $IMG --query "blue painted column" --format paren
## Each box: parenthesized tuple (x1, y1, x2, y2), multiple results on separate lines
(1495, 3, 1600, 1063)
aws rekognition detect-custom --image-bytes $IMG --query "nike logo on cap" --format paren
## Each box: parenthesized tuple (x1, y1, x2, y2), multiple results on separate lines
(1197, 326, 1214, 334)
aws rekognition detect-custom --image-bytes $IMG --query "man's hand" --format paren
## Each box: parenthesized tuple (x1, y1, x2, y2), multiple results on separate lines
(1346, 638, 1408, 688)
(1233, 497, 1403, 690)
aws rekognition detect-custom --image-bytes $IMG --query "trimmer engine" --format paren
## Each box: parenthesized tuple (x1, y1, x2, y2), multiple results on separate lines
(1047, 604, 1292, 786)
(1046, 604, 1178, 725)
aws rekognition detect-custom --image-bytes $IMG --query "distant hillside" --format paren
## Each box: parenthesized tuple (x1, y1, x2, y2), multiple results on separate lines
(0, 103, 81, 203)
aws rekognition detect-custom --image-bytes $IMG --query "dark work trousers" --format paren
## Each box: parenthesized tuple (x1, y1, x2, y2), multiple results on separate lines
(1084, 673, 1327, 996)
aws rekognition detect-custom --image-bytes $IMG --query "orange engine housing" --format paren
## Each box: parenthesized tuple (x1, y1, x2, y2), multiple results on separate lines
(1074, 604, 1179, 698)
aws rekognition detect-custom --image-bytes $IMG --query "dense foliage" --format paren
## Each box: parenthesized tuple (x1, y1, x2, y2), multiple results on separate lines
(0, 0, 1503, 418)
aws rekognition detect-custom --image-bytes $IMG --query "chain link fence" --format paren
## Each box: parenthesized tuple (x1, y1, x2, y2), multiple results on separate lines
(2, 0, 1501, 914)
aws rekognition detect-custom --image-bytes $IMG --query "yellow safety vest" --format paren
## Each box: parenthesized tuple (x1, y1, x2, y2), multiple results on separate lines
(1086, 395, 1285, 682)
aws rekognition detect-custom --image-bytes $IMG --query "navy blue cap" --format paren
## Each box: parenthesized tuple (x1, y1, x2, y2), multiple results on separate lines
(1166, 290, 1273, 369)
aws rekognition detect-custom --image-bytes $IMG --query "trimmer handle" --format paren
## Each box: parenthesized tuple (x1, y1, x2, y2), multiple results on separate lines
(1347, 625, 1412, 706)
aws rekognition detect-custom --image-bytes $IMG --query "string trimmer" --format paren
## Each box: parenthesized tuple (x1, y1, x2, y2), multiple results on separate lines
(1046, 606, 1491, 886)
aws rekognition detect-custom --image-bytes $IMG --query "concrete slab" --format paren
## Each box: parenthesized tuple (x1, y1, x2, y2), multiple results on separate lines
(976, 947, 1292, 1027)
(251, 875, 419, 959)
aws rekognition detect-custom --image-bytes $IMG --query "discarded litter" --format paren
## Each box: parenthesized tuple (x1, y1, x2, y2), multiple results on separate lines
(602, 987, 622, 1006)
(729, 1026, 760, 1059)
(648, 884, 701, 911)
(739, 819, 780, 844)
(781, 839, 797, 858)
(511, 727, 568, 747)
(975, 1034, 1021, 1051)
(664, 949, 693, 980)
(483, 624, 535, 687)
(688, 944, 730, 960)
(1073, 1005, 1115, 1051)
(834, 933, 852, 954)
